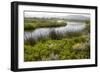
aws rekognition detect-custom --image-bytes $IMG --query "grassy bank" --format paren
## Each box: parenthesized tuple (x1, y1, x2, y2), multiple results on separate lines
(24, 18, 67, 30)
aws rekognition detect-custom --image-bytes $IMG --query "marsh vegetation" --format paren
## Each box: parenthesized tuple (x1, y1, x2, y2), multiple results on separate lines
(24, 16, 90, 62)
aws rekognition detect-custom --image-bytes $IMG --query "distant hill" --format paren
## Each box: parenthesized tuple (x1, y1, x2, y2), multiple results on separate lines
(25, 14, 90, 21)
(64, 15, 90, 21)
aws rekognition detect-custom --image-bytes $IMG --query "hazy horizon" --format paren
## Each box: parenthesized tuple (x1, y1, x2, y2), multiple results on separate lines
(24, 11, 90, 19)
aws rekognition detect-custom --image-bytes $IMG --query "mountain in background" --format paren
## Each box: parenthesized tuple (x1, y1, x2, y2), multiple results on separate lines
(64, 15, 90, 21)
(25, 14, 90, 21)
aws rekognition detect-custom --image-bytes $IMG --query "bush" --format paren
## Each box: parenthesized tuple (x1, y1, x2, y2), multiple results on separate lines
(24, 35, 90, 61)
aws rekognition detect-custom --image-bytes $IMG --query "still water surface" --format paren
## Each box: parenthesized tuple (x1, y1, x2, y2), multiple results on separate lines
(24, 22, 86, 41)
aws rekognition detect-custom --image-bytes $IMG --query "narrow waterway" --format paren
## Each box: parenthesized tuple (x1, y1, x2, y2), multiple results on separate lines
(24, 22, 86, 41)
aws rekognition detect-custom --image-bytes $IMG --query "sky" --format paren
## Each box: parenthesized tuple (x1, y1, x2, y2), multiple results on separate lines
(24, 11, 90, 18)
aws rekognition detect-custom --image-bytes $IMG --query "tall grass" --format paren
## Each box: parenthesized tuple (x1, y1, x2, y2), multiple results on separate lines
(24, 29, 84, 46)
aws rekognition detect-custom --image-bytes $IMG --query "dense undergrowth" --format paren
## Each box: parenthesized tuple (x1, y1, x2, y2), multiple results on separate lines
(24, 35, 90, 61)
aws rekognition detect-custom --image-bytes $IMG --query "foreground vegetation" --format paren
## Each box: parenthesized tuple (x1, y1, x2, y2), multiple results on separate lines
(24, 35, 90, 61)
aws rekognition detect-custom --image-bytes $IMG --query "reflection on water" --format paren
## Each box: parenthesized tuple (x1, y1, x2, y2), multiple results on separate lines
(24, 22, 86, 41)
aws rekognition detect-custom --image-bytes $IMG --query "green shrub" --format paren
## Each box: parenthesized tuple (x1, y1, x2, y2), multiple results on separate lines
(24, 34, 90, 61)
